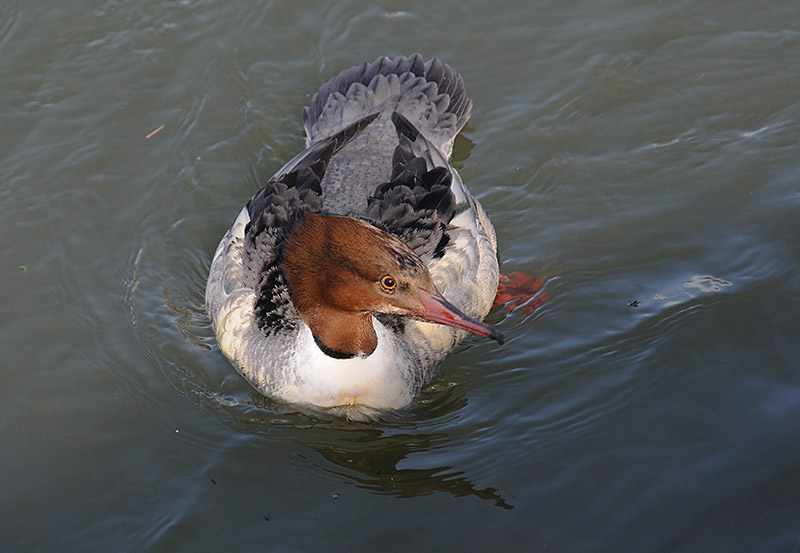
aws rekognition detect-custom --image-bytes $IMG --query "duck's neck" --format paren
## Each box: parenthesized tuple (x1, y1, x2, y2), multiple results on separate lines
(279, 212, 382, 358)
(304, 308, 378, 358)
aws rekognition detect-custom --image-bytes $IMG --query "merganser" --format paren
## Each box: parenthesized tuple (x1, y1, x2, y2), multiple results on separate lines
(206, 54, 503, 420)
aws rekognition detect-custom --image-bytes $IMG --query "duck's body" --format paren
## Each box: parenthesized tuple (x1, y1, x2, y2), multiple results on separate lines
(206, 54, 502, 420)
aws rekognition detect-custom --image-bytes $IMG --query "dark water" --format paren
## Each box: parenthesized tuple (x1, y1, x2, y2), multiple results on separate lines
(3, 1, 800, 551)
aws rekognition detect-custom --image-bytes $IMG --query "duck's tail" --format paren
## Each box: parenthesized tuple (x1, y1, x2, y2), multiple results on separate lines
(302, 54, 472, 158)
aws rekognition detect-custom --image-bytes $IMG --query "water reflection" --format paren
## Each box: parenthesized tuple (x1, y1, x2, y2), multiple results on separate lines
(212, 391, 514, 510)
(650, 274, 733, 308)
(313, 431, 515, 510)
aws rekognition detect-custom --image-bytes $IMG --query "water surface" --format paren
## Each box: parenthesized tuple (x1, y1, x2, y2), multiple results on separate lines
(2, 1, 800, 551)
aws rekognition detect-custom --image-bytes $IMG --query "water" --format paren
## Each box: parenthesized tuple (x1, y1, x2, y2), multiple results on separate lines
(2, 0, 800, 551)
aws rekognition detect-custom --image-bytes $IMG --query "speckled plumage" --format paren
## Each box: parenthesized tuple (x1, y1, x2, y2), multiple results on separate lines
(206, 54, 500, 420)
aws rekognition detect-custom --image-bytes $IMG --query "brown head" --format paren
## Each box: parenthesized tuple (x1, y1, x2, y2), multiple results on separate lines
(280, 211, 504, 358)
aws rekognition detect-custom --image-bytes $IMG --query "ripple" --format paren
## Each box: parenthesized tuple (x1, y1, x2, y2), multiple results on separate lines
(0, 0, 19, 52)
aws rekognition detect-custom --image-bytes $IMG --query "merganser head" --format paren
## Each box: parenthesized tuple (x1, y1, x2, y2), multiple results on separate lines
(280, 211, 504, 358)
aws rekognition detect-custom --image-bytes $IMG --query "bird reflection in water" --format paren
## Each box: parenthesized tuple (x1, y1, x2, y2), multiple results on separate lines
(313, 429, 514, 510)
(231, 395, 514, 510)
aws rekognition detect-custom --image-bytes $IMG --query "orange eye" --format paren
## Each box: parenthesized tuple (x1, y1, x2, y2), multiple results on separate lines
(381, 275, 396, 291)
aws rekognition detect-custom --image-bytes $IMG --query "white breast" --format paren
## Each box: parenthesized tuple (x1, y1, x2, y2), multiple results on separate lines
(275, 321, 418, 414)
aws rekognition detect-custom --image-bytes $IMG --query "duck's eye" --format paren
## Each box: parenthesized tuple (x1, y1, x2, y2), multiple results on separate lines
(380, 275, 397, 291)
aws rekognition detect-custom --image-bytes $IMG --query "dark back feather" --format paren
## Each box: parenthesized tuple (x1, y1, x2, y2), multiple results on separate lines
(367, 112, 458, 262)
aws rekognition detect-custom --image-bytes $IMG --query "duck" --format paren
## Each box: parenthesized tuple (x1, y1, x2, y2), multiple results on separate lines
(206, 54, 504, 420)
